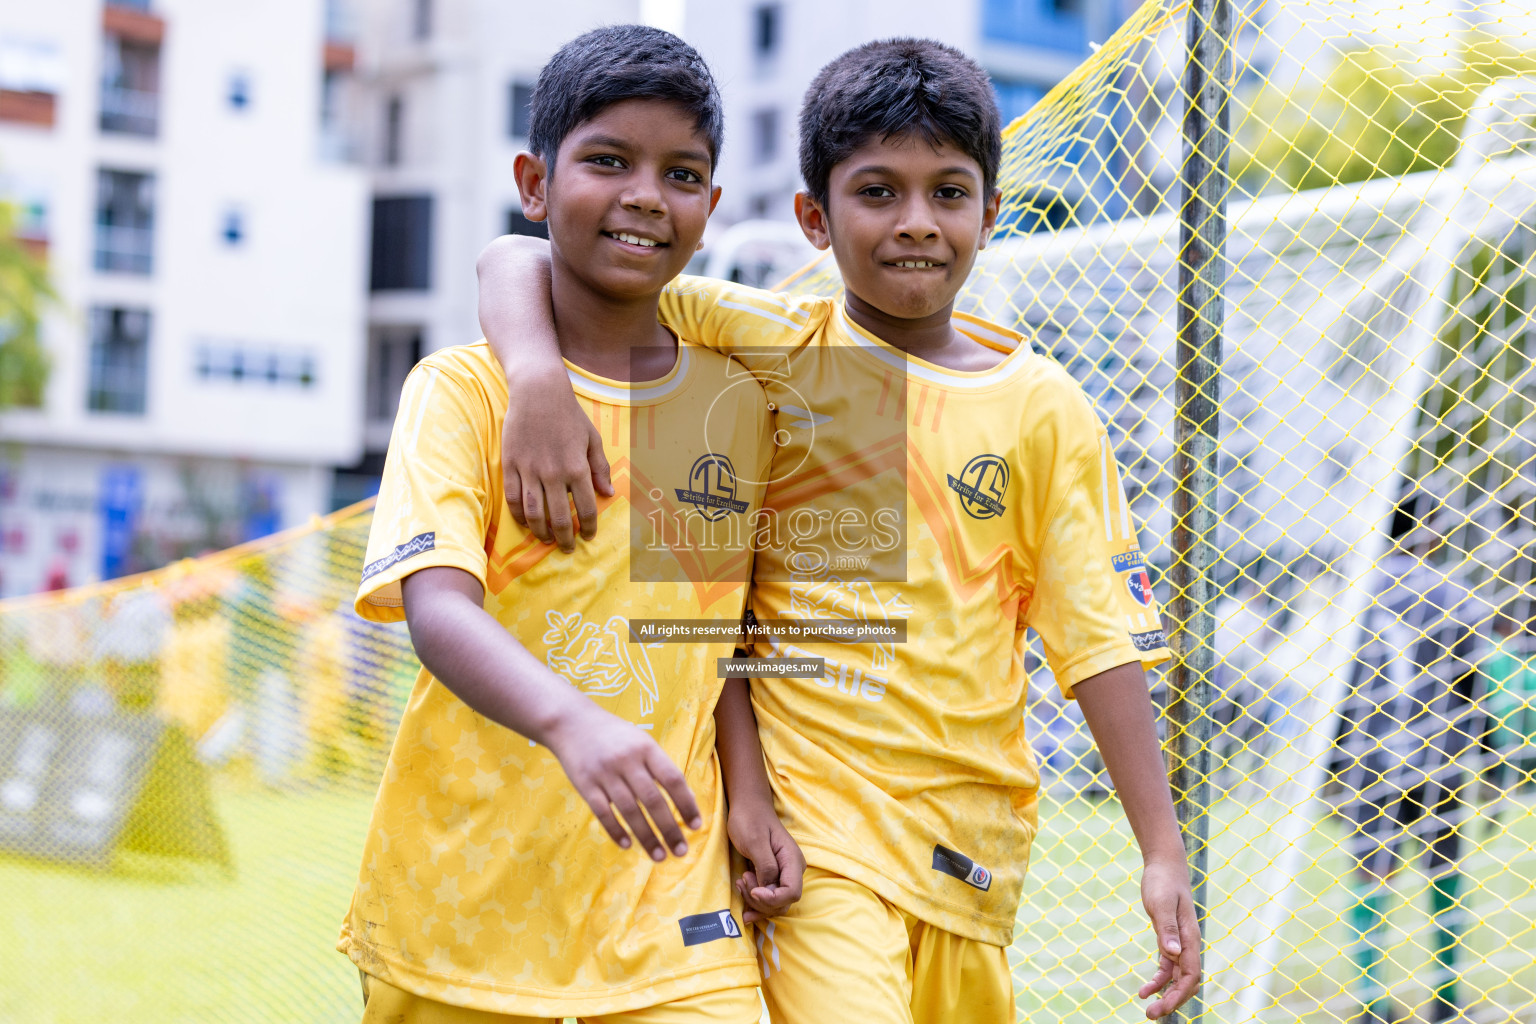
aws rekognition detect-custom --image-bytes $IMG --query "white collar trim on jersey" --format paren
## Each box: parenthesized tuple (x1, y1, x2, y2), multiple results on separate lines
(565, 343, 691, 403)
(838, 306, 1030, 389)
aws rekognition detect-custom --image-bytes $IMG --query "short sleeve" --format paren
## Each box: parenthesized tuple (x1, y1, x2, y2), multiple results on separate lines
(355, 363, 493, 622)
(659, 276, 829, 360)
(1023, 398, 1171, 697)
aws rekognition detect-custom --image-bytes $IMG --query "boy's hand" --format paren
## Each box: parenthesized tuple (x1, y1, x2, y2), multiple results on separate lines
(544, 704, 701, 861)
(1136, 853, 1202, 1019)
(502, 370, 613, 552)
(727, 799, 805, 923)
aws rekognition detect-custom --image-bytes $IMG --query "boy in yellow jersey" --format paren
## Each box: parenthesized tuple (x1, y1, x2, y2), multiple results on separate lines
(339, 26, 803, 1024)
(475, 39, 1201, 1024)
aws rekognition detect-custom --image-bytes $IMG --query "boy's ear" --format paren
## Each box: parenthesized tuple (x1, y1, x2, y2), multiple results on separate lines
(794, 190, 833, 251)
(979, 187, 1003, 249)
(514, 151, 550, 223)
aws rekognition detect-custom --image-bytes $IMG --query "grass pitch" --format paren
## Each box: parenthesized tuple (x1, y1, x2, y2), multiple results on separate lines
(2, 783, 1532, 1023)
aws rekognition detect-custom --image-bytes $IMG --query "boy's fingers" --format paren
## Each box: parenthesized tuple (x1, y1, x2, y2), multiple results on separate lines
(543, 481, 575, 552)
(647, 749, 702, 830)
(523, 487, 551, 544)
(505, 468, 528, 527)
(629, 772, 688, 857)
(572, 475, 600, 541)
(582, 789, 631, 850)
(586, 426, 614, 498)
(609, 785, 665, 862)
(776, 839, 805, 900)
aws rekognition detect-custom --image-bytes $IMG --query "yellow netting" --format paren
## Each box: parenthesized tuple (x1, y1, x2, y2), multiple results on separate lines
(3, 0, 1535, 1020)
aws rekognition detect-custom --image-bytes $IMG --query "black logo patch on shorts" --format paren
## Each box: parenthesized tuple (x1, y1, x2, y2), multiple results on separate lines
(678, 910, 743, 946)
(932, 844, 992, 891)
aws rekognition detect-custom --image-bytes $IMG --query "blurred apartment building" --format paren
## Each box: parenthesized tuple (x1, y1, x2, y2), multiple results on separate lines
(337, 0, 1135, 504)
(0, 0, 369, 597)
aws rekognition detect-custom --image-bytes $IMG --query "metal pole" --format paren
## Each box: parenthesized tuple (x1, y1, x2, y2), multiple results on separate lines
(1167, 0, 1230, 1019)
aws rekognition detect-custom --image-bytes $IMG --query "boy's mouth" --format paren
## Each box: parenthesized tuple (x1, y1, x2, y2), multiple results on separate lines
(603, 230, 668, 249)
(884, 258, 945, 269)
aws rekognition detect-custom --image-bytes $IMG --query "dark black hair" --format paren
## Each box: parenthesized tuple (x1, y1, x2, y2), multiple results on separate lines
(798, 38, 1002, 205)
(528, 25, 724, 169)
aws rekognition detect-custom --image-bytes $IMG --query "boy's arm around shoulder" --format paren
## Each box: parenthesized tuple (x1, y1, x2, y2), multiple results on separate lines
(714, 675, 804, 922)
(476, 233, 611, 552)
(1075, 663, 1201, 1020)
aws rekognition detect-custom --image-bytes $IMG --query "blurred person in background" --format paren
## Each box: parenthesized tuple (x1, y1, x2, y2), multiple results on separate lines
(93, 584, 170, 712)
(1331, 492, 1495, 1024)
(1486, 606, 1535, 790)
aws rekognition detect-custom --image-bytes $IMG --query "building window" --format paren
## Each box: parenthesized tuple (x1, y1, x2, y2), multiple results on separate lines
(370, 195, 433, 291)
(366, 326, 423, 423)
(508, 82, 533, 139)
(753, 4, 780, 59)
(0, 38, 65, 129)
(88, 307, 151, 414)
(222, 207, 245, 246)
(196, 342, 316, 387)
(412, 0, 432, 40)
(94, 168, 155, 274)
(505, 207, 547, 239)
(992, 79, 1045, 126)
(228, 71, 251, 111)
(99, 33, 160, 136)
(383, 95, 403, 166)
(751, 108, 779, 165)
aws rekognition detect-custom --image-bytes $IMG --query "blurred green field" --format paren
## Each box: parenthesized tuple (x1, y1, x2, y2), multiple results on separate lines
(2, 783, 1532, 1023)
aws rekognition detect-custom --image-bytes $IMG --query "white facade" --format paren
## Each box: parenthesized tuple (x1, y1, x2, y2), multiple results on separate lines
(0, 0, 369, 596)
(347, 0, 1126, 455)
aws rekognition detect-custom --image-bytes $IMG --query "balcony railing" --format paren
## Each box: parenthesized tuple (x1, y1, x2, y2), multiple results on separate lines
(94, 224, 153, 274)
(99, 86, 158, 136)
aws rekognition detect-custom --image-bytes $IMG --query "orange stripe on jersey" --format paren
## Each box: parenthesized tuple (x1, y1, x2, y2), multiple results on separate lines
(907, 445, 1024, 605)
(765, 432, 906, 512)
(876, 372, 891, 417)
(931, 390, 947, 433)
(911, 385, 928, 427)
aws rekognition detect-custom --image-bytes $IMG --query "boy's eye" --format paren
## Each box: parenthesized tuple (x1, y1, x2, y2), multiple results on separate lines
(667, 167, 704, 184)
(935, 186, 969, 200)
(589, 155, 625, 168)
(859, 185, 895, 199)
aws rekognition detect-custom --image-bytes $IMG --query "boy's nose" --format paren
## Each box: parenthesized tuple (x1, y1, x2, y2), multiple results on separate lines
(621, 176, 666, 215)
(894, 199, 940, 240)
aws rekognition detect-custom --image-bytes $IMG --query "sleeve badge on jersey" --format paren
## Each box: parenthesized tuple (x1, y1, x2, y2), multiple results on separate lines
(1112, 550, 1154, 607)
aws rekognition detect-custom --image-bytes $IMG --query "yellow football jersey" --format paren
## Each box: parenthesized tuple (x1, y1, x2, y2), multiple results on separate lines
(658, 278, 1171, 946)
(340, 340, 771, 1016)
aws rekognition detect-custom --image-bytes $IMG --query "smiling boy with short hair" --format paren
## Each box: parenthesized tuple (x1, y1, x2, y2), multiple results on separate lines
(339, 26, 800, 1024)
(477, 38, 1201, 1024)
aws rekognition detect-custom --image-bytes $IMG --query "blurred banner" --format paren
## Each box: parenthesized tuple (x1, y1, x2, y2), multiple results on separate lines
(2, 0, 1535, 1020)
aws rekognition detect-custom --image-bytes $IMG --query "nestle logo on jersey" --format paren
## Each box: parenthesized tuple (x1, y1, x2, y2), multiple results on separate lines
(931, 844, 992, 891)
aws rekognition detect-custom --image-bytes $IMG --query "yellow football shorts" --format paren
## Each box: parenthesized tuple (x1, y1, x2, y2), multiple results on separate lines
(358, 974, 762, 1024)
(756, 867, 1014, 1024)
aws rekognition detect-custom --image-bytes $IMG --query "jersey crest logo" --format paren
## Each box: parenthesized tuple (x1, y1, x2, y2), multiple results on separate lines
(947, 454, 1010, 519)
(542, 611, 661, 718)
(1113, 550, 1154, 607)
(676, 453, 750, 521)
